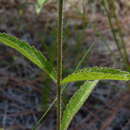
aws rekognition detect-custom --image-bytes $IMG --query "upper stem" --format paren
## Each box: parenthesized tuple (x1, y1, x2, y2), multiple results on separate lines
(57, 0, 63, 130)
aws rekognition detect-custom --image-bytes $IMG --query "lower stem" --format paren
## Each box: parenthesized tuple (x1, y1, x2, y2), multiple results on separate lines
(57, 83, 62, 130)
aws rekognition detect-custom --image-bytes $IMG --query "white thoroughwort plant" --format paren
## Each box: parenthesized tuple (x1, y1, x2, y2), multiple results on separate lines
(0, 0, 130, 130)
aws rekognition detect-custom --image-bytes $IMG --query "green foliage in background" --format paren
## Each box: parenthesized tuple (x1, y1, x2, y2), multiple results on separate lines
(35, 0, 48, 13)
(101, 0, 129, 70)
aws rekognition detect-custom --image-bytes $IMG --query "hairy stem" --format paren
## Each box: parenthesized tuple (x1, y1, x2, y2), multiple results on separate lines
(57, 0, 63, 129)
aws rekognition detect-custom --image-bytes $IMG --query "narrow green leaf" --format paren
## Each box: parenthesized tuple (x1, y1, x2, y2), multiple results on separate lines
(0, 33, 56, 81)
(61, 67, 130, 84)
(35, 0, 48, 14)
(61, 80, 98, 130)
(37, 0, 47, 5)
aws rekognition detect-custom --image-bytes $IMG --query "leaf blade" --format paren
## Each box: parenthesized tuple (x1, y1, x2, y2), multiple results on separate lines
(0, 33, 56, 81)
(61, 67, 130, 84)
(61, 80, 98, 130)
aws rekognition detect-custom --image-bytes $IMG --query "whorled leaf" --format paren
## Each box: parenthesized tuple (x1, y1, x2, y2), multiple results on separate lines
(61, 67, 130, 84)
(61, 80, 98, 130)
(0, 33, 56, 81)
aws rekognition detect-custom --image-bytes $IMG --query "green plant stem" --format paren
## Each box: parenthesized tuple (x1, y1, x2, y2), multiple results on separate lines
(32, 98, 56, 130)
(57, 0, 63, 129)
(103, 0, 123, 58)
(114, 15, 129, 66)
(32, 41, 95, 130)
(103, 0, 129, 68)
(75, 43, 95, 70)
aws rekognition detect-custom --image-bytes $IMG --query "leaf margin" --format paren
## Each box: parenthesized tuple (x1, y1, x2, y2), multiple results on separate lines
(61, 67, 130, 84)
(61, 80, 98, 130)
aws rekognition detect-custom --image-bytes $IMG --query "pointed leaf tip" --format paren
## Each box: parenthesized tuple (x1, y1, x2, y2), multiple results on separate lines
(61, 67, 130, 84)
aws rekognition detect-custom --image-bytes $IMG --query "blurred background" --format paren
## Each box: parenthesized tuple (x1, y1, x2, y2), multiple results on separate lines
(0, 0, 130, 130)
